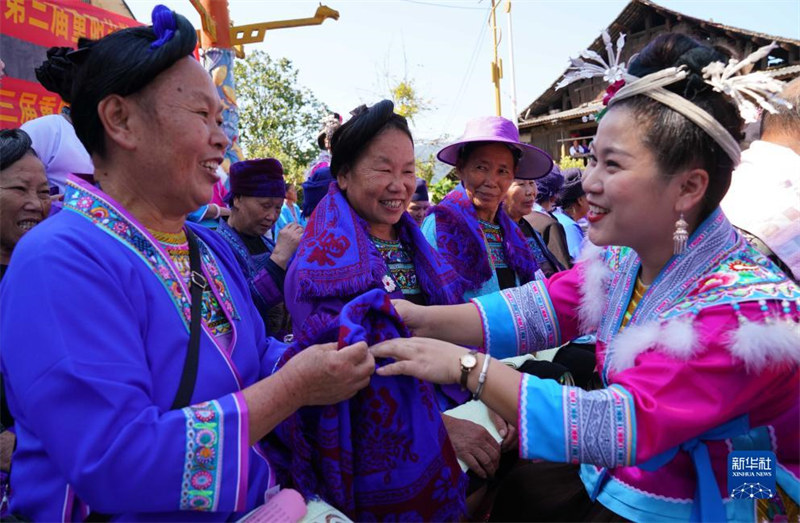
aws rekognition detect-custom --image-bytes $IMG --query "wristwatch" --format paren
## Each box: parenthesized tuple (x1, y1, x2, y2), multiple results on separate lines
(459, 350, 479, 390)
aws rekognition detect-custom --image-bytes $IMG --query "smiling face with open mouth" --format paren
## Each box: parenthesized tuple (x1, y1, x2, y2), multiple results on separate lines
(338, 127, 416, 240)
(582, 107, 682, 254)
(0, 152, 51, 262)
(128, 57, 228, 219)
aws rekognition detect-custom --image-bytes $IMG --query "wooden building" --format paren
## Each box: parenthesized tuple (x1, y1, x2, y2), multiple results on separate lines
(518, 0, 800, 162)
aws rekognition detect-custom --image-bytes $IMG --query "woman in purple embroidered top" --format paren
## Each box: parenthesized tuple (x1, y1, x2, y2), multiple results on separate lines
(0, 6, 374, 521)
(421, 116, 554, 300)
(286, 100, 467, 335)
(284, 100, 516, 508)
(216, 158, 302, 338)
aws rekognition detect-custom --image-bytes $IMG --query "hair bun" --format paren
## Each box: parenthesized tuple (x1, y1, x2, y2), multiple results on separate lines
(35, 46, 76, 103)
(330, 99, 399, 176)
(67, 6, 197, 157)
(676, 46, 726, 98)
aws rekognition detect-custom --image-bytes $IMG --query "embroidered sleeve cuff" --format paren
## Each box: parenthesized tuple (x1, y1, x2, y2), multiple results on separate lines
(518, 375, 636, 468)
(471, 280, 561, 359)
(180, 392, 250, 512)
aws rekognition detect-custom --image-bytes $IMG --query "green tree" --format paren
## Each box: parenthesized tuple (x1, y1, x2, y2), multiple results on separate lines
(416, 152, 436, 183)
(387, 76, 446, 201)
(415, 150, 458, 203)
(390, 79, 430, 123)
(235, 50, 329, 186)
(429, 170, 458, 204)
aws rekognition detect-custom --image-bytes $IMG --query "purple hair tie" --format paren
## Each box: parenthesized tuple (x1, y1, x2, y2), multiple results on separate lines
(149, 5, 176, 50)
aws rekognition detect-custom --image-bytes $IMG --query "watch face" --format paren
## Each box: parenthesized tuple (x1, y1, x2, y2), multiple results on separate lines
(461, 354, 477, 369)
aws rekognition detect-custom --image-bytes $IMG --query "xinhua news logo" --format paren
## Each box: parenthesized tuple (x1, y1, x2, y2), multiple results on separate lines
(727, 450, 777, 500)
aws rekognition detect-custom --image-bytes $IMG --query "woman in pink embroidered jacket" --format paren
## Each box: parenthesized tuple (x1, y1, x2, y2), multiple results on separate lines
(372, 34, 800, 522)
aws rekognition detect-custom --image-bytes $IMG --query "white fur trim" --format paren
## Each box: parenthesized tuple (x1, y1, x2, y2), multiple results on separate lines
(658, 319, 699, 360)
(610, 319, 699, 372)
(576, 239, 604, 265)
(577, 242, 610, 333)
(610, 322, 662, 372)
(728, 320, 800, 372)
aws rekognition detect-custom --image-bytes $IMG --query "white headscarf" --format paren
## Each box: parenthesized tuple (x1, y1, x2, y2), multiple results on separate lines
(21, 114, 94, 193)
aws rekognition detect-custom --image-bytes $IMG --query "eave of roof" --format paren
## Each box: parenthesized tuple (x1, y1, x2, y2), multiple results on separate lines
(518, 0, 800, 123)
(520, 103, 603, 128)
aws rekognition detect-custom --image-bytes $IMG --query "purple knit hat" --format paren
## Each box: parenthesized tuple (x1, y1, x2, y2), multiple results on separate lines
(411, 178, 429, 202)
(227, 158, 285, 203)
(437, 116, 553, 179)
(535, 164, 564, 204)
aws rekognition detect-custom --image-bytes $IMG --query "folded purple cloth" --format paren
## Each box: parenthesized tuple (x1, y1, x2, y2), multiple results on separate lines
(268, 289, 467, 521)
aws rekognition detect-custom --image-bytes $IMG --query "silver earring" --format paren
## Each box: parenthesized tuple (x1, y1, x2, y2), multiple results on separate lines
(673, 213, 688, 255)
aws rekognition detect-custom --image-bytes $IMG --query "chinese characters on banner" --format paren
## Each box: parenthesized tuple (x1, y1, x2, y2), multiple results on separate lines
(1, 0, 140, 128)
(0, 77, 68, 126)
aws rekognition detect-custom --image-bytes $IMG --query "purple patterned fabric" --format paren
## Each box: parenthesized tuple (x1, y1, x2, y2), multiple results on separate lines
(431, 184, 539, 291)
(289, 182, 467, 341)
(268, 289, 467, 521)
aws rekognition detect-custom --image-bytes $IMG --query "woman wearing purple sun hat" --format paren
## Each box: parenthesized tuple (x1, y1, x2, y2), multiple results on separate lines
(421, 115, 554, 300)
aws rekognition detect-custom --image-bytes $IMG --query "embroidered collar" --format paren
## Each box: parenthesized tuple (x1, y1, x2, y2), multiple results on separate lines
(589, 208, 800, 379)
(62, 176, 239, 333)
(216, 218, 273, 277)
(431, 184, 539, 290)
(293, 182, 467, 305)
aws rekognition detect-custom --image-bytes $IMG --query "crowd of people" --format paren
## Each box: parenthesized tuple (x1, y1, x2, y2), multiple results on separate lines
(0, 5, 798, 522)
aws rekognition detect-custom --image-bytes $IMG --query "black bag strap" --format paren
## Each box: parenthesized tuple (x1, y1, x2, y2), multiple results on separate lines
(83, 228, 206, 522)
(170, 226, 206, 410)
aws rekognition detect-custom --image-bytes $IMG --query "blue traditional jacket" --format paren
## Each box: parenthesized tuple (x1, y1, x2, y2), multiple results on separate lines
(0, 176, 286, 521)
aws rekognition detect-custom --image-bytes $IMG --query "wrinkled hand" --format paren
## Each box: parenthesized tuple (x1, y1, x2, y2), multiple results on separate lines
(371, 337, 466, 385)
(488, 408, 517, 452)
(390, 299, 427, 336)
(271, 223, 304, 269)
(442, 415, 501, 479)
(282, 341, 374, 406)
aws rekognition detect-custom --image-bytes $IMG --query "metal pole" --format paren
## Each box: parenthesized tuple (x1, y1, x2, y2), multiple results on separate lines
(198, 0, 242, 169)
(505, 0, 517, 127)
(490, 0, 501, 115)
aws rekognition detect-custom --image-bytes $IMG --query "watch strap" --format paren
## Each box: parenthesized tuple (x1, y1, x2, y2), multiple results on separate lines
(460, 350, 478, 390)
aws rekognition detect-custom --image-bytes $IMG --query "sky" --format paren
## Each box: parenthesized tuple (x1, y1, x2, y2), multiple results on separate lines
(126, 0, 800, 144)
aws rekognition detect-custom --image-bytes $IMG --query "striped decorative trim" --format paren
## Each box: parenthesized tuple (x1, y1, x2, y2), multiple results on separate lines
(563, 384, 636, 468)
(500, 281, 561, 354)
(472, 300, 492, 354)
(181, 401, 224, 511)
(518, 375, 531, 457)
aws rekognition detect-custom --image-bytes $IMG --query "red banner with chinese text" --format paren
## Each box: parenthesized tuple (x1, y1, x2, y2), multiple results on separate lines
(2, 0, 139, 52)
(1, 0, 141, 128)
(0, 77, 68, 126)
